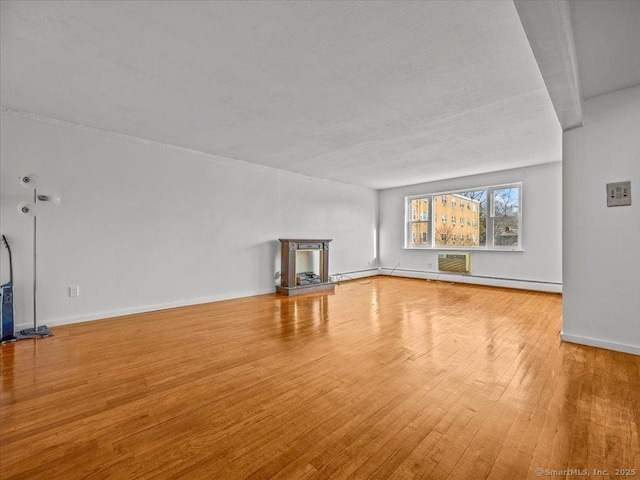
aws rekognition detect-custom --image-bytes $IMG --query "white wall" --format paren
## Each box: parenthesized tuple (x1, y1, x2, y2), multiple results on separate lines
(378, 162, 562, 291)
(0, 111, 378, 329)
(562, 86, 640, 355)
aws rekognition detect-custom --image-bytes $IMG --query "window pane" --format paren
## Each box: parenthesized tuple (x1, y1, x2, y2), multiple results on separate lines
(456, 190, 487, 247)
(408, 197, 430, 247)
(435, 191, 485, 247)
(493, 187, 519, 216)
(411, 222, 429, 246)
(493, 216, 519, 246)
(491, 187, 519, 247)
(411, 198, 429, 222)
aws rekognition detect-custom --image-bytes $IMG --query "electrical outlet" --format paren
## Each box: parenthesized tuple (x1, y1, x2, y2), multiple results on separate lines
(69, 286, 80, 297)
(606, 181, 632, 207)
(274, 271, 280, 279)
(428, 263, 433, 269)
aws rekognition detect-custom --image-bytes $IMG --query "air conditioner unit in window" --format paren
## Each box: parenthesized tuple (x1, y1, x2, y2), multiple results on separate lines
(437, 252, 471, 273)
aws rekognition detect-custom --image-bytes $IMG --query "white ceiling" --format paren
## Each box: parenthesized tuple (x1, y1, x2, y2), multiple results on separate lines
(570, 0, 640, 99)
(1, 0, 562, 189)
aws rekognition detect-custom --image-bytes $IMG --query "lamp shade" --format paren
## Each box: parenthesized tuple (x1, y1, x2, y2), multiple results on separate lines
(17, 201, 38, 217)
(19, 174, 40, 189)
(50, 193, 62, 207)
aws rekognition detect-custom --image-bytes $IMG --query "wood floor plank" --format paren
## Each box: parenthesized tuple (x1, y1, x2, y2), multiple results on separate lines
(1, 277, 638, 479)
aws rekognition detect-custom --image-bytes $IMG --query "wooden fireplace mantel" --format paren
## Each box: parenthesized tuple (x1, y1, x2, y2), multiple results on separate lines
(276, 239, 335, 296)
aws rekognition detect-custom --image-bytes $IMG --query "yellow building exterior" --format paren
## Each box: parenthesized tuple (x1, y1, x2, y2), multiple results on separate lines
(410, 194, 481, 247)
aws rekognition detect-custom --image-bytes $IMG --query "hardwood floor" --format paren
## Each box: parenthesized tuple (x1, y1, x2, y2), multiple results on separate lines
(1, 277, 638, 479)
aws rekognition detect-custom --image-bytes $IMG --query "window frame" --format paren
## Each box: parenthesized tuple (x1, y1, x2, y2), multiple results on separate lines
(405, 182, 523, 251)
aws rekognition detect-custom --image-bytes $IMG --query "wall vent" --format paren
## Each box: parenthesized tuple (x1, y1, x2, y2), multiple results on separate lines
(437, 252, 471, 273)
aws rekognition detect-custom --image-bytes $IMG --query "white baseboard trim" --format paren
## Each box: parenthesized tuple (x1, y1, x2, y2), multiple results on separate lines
(15, 288, 278, 331)
(330, 269, 379, 283)
(560, 332, 640, 356)
(378, 268, 562, 293)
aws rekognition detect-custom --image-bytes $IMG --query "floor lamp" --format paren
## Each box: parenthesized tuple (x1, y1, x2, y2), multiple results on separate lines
(17, 174, 61, 338)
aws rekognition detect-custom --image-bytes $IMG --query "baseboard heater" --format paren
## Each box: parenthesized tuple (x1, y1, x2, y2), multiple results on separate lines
(438, 252, 471, 273)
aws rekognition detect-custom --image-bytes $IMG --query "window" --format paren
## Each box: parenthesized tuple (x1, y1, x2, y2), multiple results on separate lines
(492, 186, 521, 247)
(408, 197, 430, 247)
(405, 183, 522, 250)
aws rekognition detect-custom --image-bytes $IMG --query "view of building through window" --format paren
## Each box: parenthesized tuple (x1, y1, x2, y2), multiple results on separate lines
(407, 184, 520, 249)
(433, 193, 482, 247)
(410, 197, 430, 246)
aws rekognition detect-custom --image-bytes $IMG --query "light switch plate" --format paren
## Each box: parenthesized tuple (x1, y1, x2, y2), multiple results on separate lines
(606, 181, 631, 207)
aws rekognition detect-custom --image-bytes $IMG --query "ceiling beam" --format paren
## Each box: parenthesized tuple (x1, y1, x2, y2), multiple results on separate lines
(514, 0, 583, 130)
